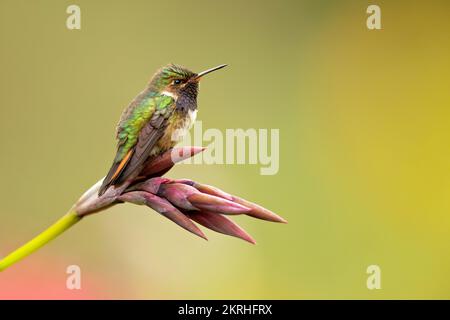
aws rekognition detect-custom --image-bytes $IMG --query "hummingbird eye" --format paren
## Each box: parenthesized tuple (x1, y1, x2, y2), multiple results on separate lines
(173, 79, 182, 85)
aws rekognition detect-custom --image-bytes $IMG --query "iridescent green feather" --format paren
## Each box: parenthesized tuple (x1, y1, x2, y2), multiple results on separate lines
(115, 94, 174, 162)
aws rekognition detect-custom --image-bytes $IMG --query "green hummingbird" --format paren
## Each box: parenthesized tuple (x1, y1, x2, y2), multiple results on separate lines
(98, 64, 227, 196)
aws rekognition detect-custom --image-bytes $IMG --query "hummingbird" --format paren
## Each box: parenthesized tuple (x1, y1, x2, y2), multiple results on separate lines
(98, 64, 227, 196)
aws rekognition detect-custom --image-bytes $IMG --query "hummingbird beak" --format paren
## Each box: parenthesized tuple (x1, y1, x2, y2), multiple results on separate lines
(193, 64, 227, 81)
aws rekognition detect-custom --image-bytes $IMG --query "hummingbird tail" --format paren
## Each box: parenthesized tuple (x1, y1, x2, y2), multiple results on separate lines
(98, 149, 134, 196)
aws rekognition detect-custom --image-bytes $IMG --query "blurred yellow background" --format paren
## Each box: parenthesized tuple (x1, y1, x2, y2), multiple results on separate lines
(0, 0, 449, 299)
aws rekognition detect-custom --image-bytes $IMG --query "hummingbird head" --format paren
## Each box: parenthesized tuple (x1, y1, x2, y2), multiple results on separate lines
(149, 64, 227, 103)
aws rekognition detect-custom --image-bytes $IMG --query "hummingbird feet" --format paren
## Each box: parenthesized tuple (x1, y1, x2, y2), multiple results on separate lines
(75, 147, 287, 244)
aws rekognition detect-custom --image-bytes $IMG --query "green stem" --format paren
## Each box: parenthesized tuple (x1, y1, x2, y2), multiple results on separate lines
(0, 209, 82, 271)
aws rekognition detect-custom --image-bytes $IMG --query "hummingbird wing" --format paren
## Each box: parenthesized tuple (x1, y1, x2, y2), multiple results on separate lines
(98, 94, 175, 195)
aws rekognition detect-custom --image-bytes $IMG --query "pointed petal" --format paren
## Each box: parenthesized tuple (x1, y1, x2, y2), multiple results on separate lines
(173, 179, 195, 186)
(232, 196, 287, 223)
(170, 146, 206, 163)
(118, 191, 147, 205)
(187, 193, 251, 214)
(158, 183, 199, 211)
(132, 177, 170, 194)
(119, 191, 207, 240)
(191, 182, 234, 201)
(176, 180, 286, 222)
(141, 147, 205, 177)
(186, 211, 256, 244)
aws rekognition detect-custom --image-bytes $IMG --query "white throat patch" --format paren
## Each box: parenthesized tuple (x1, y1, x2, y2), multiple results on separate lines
(161, 90, 178, 100)
(188, 109, 198, 129)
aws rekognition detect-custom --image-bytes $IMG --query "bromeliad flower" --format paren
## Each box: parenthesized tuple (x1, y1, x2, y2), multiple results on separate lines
(0, 147, 286, 271)
(1, 64, 286, 271)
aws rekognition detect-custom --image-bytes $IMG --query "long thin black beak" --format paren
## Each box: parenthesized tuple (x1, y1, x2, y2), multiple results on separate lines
(194, 64, 227, 81)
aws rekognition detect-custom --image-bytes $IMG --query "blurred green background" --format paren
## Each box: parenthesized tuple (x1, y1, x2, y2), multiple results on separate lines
(1, 0, 450, 299)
